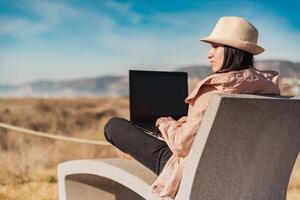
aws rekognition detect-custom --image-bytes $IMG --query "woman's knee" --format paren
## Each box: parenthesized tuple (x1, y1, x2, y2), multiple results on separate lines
(104, 117, 127, 142)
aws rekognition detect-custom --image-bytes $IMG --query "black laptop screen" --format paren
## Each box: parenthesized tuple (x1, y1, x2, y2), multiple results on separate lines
(129, 70, 188, 124)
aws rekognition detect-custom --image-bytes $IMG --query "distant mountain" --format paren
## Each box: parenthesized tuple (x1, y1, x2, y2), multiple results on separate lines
(0, 76, 127, 98)
(177, 60, 300, 79)
(0, 60, 299, 98)
(255, 60, 300, 78)
(28, 76, 121, 94)
(0, 84, 17, 93)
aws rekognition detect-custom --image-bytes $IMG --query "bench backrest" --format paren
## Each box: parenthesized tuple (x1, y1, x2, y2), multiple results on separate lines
(176, 94, 300, 200)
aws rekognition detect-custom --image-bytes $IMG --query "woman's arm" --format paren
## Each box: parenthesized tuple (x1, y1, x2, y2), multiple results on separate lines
(158, 86, 220, 157)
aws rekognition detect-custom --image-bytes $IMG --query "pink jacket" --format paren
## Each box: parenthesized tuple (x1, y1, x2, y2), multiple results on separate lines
(151, 67, 280, 199)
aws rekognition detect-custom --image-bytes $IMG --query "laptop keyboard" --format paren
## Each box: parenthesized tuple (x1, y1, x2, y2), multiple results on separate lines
(142, 125, 157, 132)
(135, 125, 164, 141)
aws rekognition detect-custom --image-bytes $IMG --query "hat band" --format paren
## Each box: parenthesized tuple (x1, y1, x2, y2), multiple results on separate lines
(200, 37, 264, 55)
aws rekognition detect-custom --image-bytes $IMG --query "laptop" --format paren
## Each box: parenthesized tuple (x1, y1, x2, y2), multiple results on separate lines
(129, 70, 188, 141)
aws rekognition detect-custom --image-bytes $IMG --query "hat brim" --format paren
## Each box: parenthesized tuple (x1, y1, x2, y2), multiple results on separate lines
(200, 37, 264, 55)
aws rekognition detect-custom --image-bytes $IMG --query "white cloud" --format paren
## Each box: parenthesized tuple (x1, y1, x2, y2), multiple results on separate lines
(104, 0, 143, 24)
(0, 0, 80, 37)
(150, 10, 216, 32)
(0, 16, 28, 35)
(28, 0, 80, 19)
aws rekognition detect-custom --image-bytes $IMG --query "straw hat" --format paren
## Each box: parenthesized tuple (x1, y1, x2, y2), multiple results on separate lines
(201, 16, 264, 55)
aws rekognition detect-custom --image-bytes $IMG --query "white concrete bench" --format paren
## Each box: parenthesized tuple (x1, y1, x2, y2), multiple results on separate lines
(57, 94, 300, 200)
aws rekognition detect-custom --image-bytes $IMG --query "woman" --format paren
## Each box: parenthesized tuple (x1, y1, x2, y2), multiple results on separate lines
(104, 16, 280, 199)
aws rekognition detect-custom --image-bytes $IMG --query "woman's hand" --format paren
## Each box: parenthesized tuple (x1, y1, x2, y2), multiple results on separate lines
(178, 116, 187, 124)
(155, 116, 174, 127)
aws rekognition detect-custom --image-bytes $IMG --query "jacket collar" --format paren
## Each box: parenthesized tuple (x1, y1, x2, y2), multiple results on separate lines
(185, 67, 280, 105)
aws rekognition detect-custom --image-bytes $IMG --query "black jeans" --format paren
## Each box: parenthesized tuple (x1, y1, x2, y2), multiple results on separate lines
(104, 117, 173, 175)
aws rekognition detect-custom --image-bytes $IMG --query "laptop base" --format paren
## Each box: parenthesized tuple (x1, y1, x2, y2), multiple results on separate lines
(134, 125, 165, 141)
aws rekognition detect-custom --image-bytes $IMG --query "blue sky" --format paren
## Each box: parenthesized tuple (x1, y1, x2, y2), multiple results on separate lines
(0, 0, 300, 84)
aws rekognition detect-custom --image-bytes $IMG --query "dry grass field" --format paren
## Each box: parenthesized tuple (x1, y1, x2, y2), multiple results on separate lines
(0, 97, 299, 200)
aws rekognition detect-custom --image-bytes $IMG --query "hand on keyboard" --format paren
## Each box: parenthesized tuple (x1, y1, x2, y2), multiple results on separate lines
(155, 116, 174, 127)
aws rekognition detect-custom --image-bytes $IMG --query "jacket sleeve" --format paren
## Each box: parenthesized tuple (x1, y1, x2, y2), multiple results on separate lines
(158, 86, 220, 157)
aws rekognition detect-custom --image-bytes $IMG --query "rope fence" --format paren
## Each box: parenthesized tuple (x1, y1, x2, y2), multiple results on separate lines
(0, 122, 111, 146)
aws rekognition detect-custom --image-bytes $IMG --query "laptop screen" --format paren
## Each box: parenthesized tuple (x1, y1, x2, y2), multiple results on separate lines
(129, 70, 188, 125)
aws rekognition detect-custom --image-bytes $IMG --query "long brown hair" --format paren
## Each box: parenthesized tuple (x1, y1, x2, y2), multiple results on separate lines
(216, 45, 254, 73)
